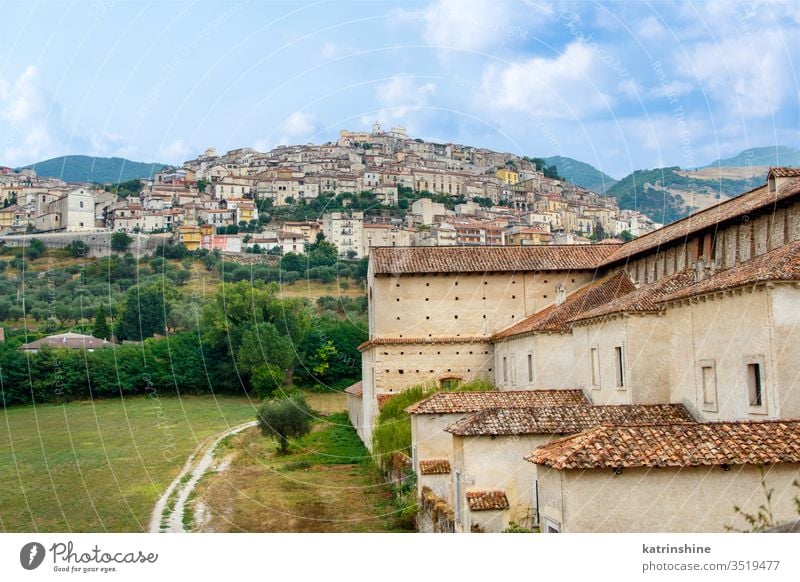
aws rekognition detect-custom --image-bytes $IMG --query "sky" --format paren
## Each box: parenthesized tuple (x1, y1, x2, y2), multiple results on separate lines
(0, 0, 798, 178)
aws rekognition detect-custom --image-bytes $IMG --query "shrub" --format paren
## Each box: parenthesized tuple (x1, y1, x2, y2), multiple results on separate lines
(256, 393, 314, 454)
(371, 379, 496, 464)
(111, 232, 133, 252)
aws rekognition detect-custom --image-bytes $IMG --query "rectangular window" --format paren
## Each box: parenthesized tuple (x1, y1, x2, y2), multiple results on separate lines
(455, 470, 463, 525)
(700, 360, 717, 411)
(748, 363, 763, 407)
(502, 356, 508, 384)
(590, 347, 600, 389)
(614, 346, 625, 388)
(509, 354, 517, 386)
(527, 353, 534, 384)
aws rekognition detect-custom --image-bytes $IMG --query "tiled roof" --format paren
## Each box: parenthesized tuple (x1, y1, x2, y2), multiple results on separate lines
(466, 490, 510, 511)
(445, 404, 693, 436)
(770, 167, 800, 178)
(573, 270, 695, 322)
(371, 245, 619, 275)
(377, 393, 397, 410)
(527, 420, 800, 469)
(358, 336, 489, 351)
(20, 332, 114, 351)
(493, 271, 636, 338)
(344, 381, 362, 397)
(662, 239, 800, 303)
(601, 177, 800, 268)
(419, 459, 451, 474)
(406, 389, 589, 414)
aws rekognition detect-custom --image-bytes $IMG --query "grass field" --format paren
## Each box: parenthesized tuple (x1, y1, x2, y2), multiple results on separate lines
(192, 400, 409, 533)
(0, 395, 259, 532)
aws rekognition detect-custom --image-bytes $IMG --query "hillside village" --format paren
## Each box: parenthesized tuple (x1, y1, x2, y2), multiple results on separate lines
(348, 167, 800, 533)
(3, 129, 800, 535)
(0, 123, 662, 255)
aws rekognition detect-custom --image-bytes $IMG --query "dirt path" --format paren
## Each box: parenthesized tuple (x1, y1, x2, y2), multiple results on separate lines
(149, 421, 256, 533)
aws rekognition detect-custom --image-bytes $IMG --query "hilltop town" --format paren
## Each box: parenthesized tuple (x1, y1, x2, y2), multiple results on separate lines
(0, 123, 661, 255)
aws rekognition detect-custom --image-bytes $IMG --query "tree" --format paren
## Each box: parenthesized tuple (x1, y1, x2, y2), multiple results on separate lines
(256, 393, 313, 454)
(111, 232, 133, 252)
(620, 230, 635, 242)
(67, 239, 89, 258)
(307, 233, 338, 267)
(93, 308, 112, 339)
(196, 179, 209, 193)
(238, 322, 295, 397)
(27, 238, 45, 260)
(117, 284, 177, 341)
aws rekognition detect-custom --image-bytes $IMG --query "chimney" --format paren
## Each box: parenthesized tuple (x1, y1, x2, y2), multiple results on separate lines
(555, 283, 567, 306)
(692, 257, 716, 282)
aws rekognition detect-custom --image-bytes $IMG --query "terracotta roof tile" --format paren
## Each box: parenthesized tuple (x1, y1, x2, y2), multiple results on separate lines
(377, 393, 397, 410)
(770, 167, 800, 178)
(344, 381, 362, 397)
(662, 239, 800, 303)
(466, 490, 509, 511)
(446, 404, 693, 436)
(527, 420, 800, 469)
(494, 271, 636, 338)
(601, 178, 800, 268)
(406, 389, 588, 414)
(573, 270, 695, 322)
(358, 336, 489, 351)
(419, 459, 451, 474)
(371, 245, 619, 275)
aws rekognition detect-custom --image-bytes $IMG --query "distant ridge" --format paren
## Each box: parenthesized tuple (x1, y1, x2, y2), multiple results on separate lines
(543, 156, 618, 194)
(17, 155, 167, 183)
(703, 146, 800, 169)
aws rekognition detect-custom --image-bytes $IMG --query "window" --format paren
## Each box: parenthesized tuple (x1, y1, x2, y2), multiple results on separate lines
(699, 360, 717, 411)
(614, 346, 625, 388)
(79, 201, 84, 208)
(543, 518, 560, 534)
(502, 356, 508, 384)
(590, 347, 600, 389)
(440, 378, 460, 390)
(527, 353, 534, 384)
(455, 470, 463, 525)
(747, 362, 764, 408)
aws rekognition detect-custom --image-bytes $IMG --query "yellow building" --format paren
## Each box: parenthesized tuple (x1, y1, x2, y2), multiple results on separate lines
(0, 204, 27, 230)
(495, 168, 519, 185)
(177, 225, 202, 251)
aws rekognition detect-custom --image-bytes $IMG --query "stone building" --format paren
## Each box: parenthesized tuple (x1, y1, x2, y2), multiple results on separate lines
(350, 168, 800, 532)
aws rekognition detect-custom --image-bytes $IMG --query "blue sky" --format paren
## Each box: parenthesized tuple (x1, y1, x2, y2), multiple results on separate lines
(0, 0, 798, 178)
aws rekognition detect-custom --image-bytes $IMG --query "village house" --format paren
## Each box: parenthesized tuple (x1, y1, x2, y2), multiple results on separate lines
(350, 168, 800, 533)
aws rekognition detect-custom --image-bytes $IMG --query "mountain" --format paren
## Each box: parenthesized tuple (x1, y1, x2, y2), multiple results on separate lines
(543, 156, 618, 194)
(704, 146, 800, 169)
(607, 166, 766, 225)
(17, 156, 167, 183)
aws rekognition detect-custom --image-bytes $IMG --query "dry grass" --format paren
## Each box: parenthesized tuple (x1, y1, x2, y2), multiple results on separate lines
(192, 394, 405, 533)
(676, 166, 770, 181)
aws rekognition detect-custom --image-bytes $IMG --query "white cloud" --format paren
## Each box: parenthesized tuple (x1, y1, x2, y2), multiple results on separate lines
(280, 111, 316, 138)
(682, 34, 790, 117)
(636, 16, 666, 40)
(363, 76, 437, 129)
(157, 139, 192, 165)
(90, 132, 133, 159)
(321, 41, 340, 60)
(480, 42, 610, 119)
(398, 0, 531, 55)
(0, 65, 66, 166)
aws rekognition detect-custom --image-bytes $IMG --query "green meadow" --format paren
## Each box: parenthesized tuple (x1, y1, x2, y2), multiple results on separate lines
(0, 395, 257, 532)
